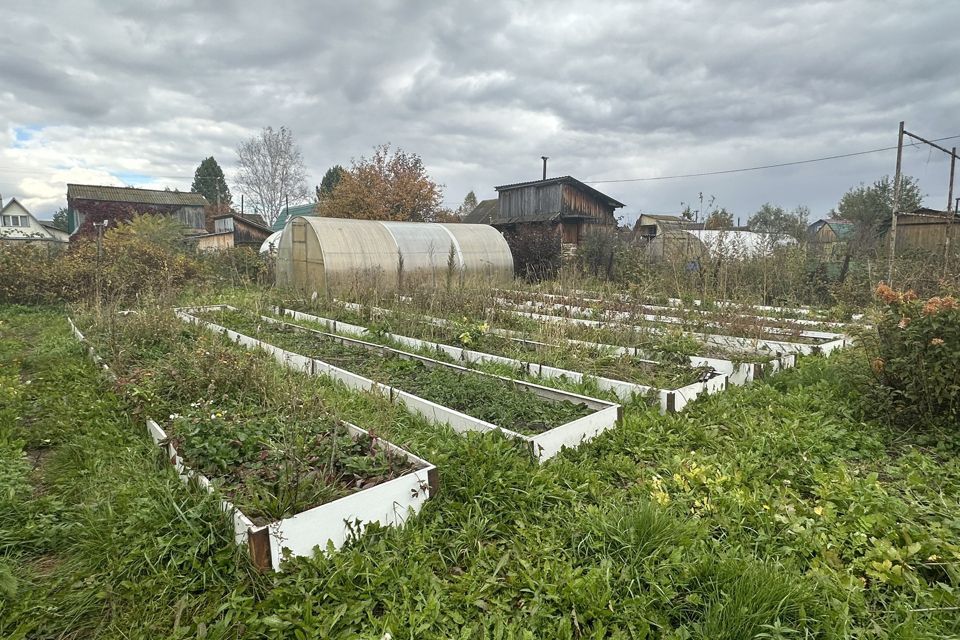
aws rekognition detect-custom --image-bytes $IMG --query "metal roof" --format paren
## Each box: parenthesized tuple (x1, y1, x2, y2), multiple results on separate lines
(494, 176, 625, 208)
(67, 184, 208, 206)
(271, 202, 317, 231)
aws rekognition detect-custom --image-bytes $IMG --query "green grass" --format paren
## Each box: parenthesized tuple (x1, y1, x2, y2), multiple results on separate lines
(1, 303, 958, 638)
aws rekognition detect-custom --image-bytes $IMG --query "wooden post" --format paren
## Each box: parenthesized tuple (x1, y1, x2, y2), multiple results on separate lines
(887, 121, 905, 285)
(943, 148, 957, 279)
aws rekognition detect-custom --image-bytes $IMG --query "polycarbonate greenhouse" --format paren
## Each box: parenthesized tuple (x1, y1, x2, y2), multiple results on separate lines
(276, 217, 514, 294)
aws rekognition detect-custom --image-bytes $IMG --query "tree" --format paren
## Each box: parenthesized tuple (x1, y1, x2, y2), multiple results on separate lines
(316, 165, 345, 200)
(455, 191, 479, 217)
(234, 126, 310, 226)
(704, 207, 734, 229)
(191, 157, 232, 207)
(318, 144, 445, 222)
(52, 207, 68, 231)
(748, 203, 809, 241)
(835, 175, 923, 230)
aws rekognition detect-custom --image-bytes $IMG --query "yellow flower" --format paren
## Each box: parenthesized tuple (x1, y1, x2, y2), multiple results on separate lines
(813, 506, 824, 516)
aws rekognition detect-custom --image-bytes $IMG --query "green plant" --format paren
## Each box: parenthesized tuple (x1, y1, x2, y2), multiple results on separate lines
(867, 283, 960, 423)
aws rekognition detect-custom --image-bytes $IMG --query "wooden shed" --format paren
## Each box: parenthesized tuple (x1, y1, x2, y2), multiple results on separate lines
(463, 176, 624, 248)
(807, 218, 855, 257)
(66, 184, 208, 239)
(194, 213, 273, 252)
(893, 208, 960, 254)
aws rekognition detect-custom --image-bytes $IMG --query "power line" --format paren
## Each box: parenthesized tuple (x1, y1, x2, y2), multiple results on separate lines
(585, 134, 960, 184)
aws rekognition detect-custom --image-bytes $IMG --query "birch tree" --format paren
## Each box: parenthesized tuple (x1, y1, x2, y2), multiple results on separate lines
(235, 126, 309, 226)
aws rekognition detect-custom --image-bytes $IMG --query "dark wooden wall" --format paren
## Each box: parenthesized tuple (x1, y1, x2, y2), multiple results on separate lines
(498, 183, 563, 221)
(560, 184, 615, 223)
(68, 199, 206, 238)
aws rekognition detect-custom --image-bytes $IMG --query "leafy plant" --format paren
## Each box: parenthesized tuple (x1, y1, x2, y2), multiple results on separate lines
(865, 283, 960, 423)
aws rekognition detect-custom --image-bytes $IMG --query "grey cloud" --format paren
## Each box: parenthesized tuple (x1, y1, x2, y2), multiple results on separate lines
(2, 0, 959, 220)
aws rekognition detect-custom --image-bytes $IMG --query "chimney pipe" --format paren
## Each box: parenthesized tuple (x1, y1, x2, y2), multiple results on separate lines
(541, 156, 549, 181)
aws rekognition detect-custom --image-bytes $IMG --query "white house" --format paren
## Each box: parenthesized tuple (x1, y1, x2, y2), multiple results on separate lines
(0, 197, 68, 244)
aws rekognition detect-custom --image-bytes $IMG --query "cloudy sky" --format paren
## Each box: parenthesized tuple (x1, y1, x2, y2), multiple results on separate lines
(2, 0, 959, 224)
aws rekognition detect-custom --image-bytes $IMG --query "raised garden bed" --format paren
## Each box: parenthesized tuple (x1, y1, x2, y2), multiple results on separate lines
(502, 304, 848, 356)
(313, 299, 796, 388)
(68, 315, 436, 571)
(180, 306, 622, 461)
(272, 305, 730, 413)
(496, 289, 859, 332)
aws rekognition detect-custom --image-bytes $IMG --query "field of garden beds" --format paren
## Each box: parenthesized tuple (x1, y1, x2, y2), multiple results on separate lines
(195, 307, 596, 436)
(2, 289, 958, 639)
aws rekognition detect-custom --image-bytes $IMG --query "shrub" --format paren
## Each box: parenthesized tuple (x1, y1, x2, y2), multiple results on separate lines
(503, 224, 561, 281)
(0, 216, 268, 305)
(868, 283, 960, 422)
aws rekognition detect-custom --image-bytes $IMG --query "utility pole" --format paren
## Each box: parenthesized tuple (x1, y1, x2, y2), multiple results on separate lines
(886, 122, 960, 285)
(887, 121, 905, 285)
(93, 219, 109, 303)
(943, 148, 957, 279)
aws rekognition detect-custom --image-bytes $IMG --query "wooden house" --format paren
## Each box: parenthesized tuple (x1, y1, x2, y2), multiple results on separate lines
(66, 184, 208, 239)
(194, 213, 273, 252)
(807, 218, 855, 257)
(463, 176, 624, 248)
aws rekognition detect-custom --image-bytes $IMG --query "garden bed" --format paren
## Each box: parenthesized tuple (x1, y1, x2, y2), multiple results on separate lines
(273, 305, 729, 413)
(496, 289, 858, 332)
(68, 314, 436, 570)
(504, 305, 848, 356)
(180, 306, 622, 461)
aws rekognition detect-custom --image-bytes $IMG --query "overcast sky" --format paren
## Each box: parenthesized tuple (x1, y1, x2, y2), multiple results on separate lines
(2, 0, 958, 224)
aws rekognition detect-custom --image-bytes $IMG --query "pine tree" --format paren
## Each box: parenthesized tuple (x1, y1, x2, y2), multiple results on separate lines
(191, 156, 232, 207)
(318, 165, 345, 199)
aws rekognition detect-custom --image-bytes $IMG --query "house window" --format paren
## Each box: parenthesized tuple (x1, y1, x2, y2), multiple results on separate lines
(2, 215, 28, 227)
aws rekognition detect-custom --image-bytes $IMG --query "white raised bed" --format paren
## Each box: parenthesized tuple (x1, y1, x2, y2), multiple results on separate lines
(496, 296, 849, 348)
(68, 316, 437, 571)
(178, 306, 622, 461)
(496, 289, 858, 331)
(503, 306, 848, 357)
(327, 299, 795, 388)
(273, 305, 728, 413)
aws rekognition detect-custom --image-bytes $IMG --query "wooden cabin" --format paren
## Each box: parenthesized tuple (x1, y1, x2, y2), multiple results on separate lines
(463, 176, 624, 249)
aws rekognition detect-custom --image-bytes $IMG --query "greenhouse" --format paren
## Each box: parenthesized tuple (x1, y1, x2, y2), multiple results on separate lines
(275, 217, 514, 293)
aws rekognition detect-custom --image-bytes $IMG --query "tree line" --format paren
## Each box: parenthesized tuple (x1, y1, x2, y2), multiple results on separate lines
(671, 174, 924, 244)
(190, 127, 476, 228)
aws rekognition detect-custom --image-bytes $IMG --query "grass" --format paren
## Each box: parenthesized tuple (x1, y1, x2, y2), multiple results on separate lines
(1, 300, 958, 638)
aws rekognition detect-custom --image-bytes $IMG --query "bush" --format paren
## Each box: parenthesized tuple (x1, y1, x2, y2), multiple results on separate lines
(868, 283, 960, 422)
(0, 216, 268, 305)
(503, 224, 561, 281)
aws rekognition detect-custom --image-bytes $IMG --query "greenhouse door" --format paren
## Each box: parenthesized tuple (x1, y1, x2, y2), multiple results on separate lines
(289, 222, 322, 295)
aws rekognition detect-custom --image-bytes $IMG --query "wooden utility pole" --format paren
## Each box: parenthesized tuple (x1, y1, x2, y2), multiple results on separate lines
(887, 121, 905, 285)
(887, 123, 960, 285)
(944, 148, 957, 279)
